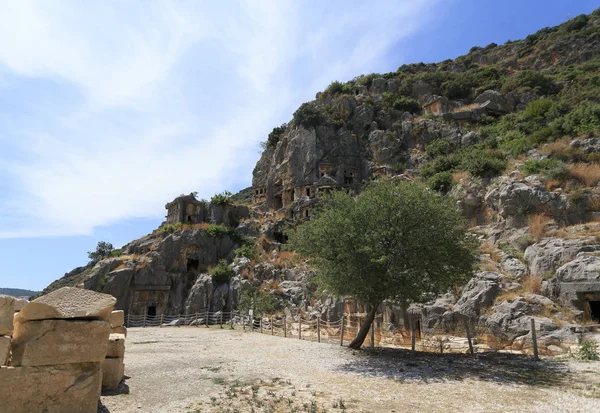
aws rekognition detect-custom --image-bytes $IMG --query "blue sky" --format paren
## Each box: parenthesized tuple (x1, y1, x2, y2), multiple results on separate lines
(0, 0, 598, 291)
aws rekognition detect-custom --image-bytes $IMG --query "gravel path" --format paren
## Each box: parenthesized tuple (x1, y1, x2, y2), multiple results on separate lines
(99, 327, 600, 413)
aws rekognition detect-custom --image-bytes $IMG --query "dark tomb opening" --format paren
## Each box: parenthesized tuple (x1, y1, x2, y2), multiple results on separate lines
(147, 305, 157, 318)
(187, 215, 192, 223)
(273, 194, 283, 210)
(306, 188, 311, 197)
(589, 300, 600, 321)
(187, 258, 200, 272)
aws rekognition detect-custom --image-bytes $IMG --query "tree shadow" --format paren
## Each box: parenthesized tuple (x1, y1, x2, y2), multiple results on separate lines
(336, 347, 570, 387)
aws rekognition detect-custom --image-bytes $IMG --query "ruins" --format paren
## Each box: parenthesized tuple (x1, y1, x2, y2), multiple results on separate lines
(0, 288, 127, 412)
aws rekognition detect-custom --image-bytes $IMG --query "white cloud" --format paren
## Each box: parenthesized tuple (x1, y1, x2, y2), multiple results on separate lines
(0, 0, 438, 238)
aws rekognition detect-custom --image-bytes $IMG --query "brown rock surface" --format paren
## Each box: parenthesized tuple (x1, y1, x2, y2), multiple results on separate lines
(0, 362, 102, 413)
(109, 310, 125, 327)
(112, 325, 128, 337)
(15, 287, 116, 322)
(0, 335, 10, 365)
(106, 333, 126, 358)
(0, 295, 15, 336)
(102, 357, 125, 390)
(11, 319, 110, 366)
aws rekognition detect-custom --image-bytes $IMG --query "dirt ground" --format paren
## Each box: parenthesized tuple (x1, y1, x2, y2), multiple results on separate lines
(99, 327, 600, 413)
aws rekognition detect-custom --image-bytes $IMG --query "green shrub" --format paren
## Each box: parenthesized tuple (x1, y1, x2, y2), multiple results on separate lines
(524, 99, 554, 120)
(500, 135, 530, 157)
(528, 126, 555, 145)
(327, 81, 352, 95)
(160, 223, 183, 234)
(515, 235, 535, 251)
(266, 124, 287, 150)
(355, 73, 381, 87)
(501, 70, 553, 94)
(87, 241, 115, 264)
(425, 138, 456, 158)
(206, 224, 231, 238)
(558, 104, 600, 136)
(420, 154, 460, 179)
(235, 243, 257, 260)
(293, 102, 326, 129)
(427, 171, 453, 192)
(211, 191, 233, 206)
(458, 149, 506, 178)
(578, 339, 599, 361)
(392, 96, 421, 113)
(211, 259, 234, 285)
(110, 249, 123, 258)
(392, 162, 406, 173)
(522, 158, 568, 179)
(563, 14, 588, 33)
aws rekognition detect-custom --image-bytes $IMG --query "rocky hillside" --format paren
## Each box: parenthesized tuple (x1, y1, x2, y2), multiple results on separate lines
(43, 9, 600, 353)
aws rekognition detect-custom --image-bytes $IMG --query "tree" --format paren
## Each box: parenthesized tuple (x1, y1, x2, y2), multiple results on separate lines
(238, 284, 277, 316)
(87, 241, 114, 264)
(288, 181, 476, 349)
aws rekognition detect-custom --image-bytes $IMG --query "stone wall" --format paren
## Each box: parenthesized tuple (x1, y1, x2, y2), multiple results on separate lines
(0, 288, 118, 413)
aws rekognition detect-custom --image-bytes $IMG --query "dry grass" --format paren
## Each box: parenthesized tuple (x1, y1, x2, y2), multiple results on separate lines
(191, 222, 212, 230)
(273, 251, 298, 269)
(522, 275, 542, 294)
(569, 163, 600, 187)
(540, 137, 586, 162)
(528, 213, 551, 242)
(479, 241, 501, 262)
(480, 261, 498, 272)
(451, 103, 481, 112)
(545, 179, 563, 191)
(452, 171, 470, 184)
(495, 290, 521, 303)
(589, 195, 600, 212)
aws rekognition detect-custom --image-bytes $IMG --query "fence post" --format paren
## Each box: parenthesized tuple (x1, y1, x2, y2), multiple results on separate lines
(340, 315, 345, 346)
(230, 312, 235, 329)
(531, 318, 539, 361)
(317, 317, 321, 343)
(243, 314, 246, 331)
(143, 313, 147, 328)
(160, 314, 164, 328)
(195, 312, 199, 327)
(220, 312, 223, 329)
(284, 315, 287, 338)
(260, 315, 263, 334)
(299, 316, 302, 340)
(205, 309, 209, 328)
(411, 320, 416, 356)
(178, 314, 181, 327)
(464, 317, 474, 355)
(127, 313, 130, 328)
(271, 316, 274, 336)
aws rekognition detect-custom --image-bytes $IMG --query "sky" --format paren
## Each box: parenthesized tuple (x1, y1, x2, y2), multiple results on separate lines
(0, 0, 598, 291)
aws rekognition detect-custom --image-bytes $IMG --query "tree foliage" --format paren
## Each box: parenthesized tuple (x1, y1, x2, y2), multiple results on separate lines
(238, 284, 277, 315)
(288, 181, 476, 348)
(87, 241, 115, 264)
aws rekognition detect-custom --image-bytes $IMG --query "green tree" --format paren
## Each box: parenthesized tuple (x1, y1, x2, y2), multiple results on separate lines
(87, 241, 115, 264)
(238, 284, 277, 316)
(288, 181, 476, 349)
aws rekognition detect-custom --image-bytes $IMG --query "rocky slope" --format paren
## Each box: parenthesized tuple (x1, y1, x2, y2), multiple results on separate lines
(43, 9, 600, 353)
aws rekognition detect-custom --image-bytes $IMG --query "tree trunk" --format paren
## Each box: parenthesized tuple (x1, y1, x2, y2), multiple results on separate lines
(348, 304, 378, 349)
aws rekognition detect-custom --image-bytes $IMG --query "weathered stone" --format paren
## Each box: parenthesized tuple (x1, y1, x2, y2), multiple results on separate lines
(106, 333, 126, 358)
(16, 287, 116, 322)
(456, 272, 502, 317)
(11, 319, 110, 366)
(112, 325, 128, 337)
(13, 298, 28, 312)
(0, 295, 15, 336)
(524, 237, 600, 276)
(0, 335, 10, 365)
(102, 357, 125, 390)
(0, 362, 102, 413)
(109, 310, 125, 328)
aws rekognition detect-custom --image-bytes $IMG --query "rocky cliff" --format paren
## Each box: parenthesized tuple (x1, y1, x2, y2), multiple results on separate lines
(42, 9, 600, 353)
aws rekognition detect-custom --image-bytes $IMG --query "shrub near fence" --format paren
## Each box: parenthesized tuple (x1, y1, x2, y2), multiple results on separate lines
(125, 311, 599, 359)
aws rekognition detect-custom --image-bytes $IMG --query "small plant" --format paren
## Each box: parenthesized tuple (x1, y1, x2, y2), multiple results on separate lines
(522, 275, 542, 294)
(427, 171, 453, 192)
(210, 260, 234, 285)
(211, 191, 234, 207)
(161, 223, 183, 234)
(326, 80, 352, 96)
(293, 102, 326, 129)
(515, 235, 535, 251)
(569, 163, 600, 187)
(266, 124, 287, 150)
(425, 138, 456, 158)
(87, 241, 115, 264)
(578, 339, 599, 361)
(235, 243, 257, 260)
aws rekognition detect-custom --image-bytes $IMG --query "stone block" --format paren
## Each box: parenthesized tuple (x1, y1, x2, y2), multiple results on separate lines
(109, 310, 125, 327)
(13, 298, 28, 312)
(106, 333, 126, 358)
(11, 319, 110, 366)
(0, 362, 102, 413)
(102, 357, 125, 390)
(112, 325, 128, 337)
(15, 287, 116, 322)
(0, 295, 15, 336)
(1, 335, 10, 365)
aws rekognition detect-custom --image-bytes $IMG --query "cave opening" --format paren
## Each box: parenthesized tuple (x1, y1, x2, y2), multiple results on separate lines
(589, 300, 600, 321)
(147, 305, 157, 318)
(187, 258, 200, 272)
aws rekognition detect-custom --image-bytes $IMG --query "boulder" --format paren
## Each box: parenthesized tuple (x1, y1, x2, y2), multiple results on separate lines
(109, 310, 125, 328)
(13, 298, 28, 312)
(102, 357, 125, 390)
(11, 319, 110, 366)
(555, 255, 600, 282)
(106, 333, 126, 358)
(16, 287, 116, 322)
(524, 238, 600, 276)
(455, 272, 502, 317)
(0, 362, 102, 413)
(0, 295, 15, 336)
(500, 257, 528, 280)
(474, 90, 510, 113)
(0, 335, 9, 365)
